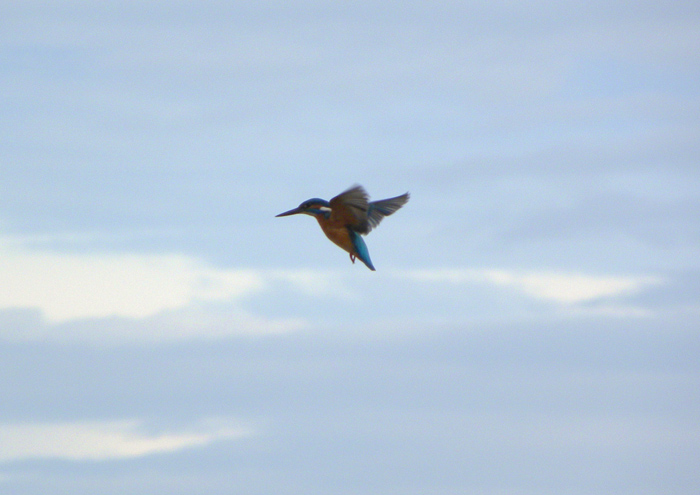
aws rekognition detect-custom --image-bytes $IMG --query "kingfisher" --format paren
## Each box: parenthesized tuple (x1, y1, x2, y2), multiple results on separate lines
(275, 185, 409, 271)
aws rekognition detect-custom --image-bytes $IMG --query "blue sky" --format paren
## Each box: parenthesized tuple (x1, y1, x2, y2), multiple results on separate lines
(1, 1, 699, 493)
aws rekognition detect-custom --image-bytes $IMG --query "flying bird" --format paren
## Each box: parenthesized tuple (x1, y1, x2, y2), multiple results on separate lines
(275, 185, 409, 270)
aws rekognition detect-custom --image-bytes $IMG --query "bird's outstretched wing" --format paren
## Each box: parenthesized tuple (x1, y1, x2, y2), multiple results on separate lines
(365, 192, 410, 233)
(330, 185, 410, 234)
(329, 185, 370, 231)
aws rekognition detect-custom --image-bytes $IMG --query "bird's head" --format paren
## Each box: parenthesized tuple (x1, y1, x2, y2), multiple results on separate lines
(275, 198, 331, 218)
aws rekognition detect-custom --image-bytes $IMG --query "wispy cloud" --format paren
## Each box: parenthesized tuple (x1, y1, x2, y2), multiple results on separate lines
(0, 239, 264, 323)
(0, 234, 665, 344)
(402, 268, 662, 305)
(0, 417, 252, 462)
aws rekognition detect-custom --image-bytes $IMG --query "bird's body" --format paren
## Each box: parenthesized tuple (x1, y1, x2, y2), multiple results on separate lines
(276, 185, 409, 270)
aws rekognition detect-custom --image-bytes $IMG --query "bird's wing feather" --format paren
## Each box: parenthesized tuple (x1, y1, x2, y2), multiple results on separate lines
(365, 192, 410, 233)
(329, 185, 370, 232)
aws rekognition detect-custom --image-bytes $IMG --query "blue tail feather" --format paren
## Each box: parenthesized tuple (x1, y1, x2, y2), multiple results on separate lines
(349, 230, 376, 271)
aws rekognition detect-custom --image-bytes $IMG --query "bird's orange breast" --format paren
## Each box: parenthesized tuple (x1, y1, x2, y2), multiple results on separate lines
(315, 217, 354, 254)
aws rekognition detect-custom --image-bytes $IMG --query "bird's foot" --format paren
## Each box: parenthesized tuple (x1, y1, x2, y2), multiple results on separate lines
(350, 254, 356, 264)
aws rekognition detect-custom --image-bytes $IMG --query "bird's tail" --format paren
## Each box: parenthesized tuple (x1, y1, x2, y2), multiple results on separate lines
(350, 231, 376, 271)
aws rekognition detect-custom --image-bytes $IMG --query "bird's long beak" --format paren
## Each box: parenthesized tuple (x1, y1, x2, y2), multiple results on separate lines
(275, 206, 304, 217)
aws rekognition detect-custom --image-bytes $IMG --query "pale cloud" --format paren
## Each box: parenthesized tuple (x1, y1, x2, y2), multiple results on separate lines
(0, 239, 264, 323)
(0, 233, 664, 345)
(269, 268, 358, 300)
(487, 270, 661, 304)
(402, 268, 662, 305)
(0, 418, 252, 462)
(0, 306, 307, 344)
(0, 237, 329, 342)
(0, 234, 362, 334)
